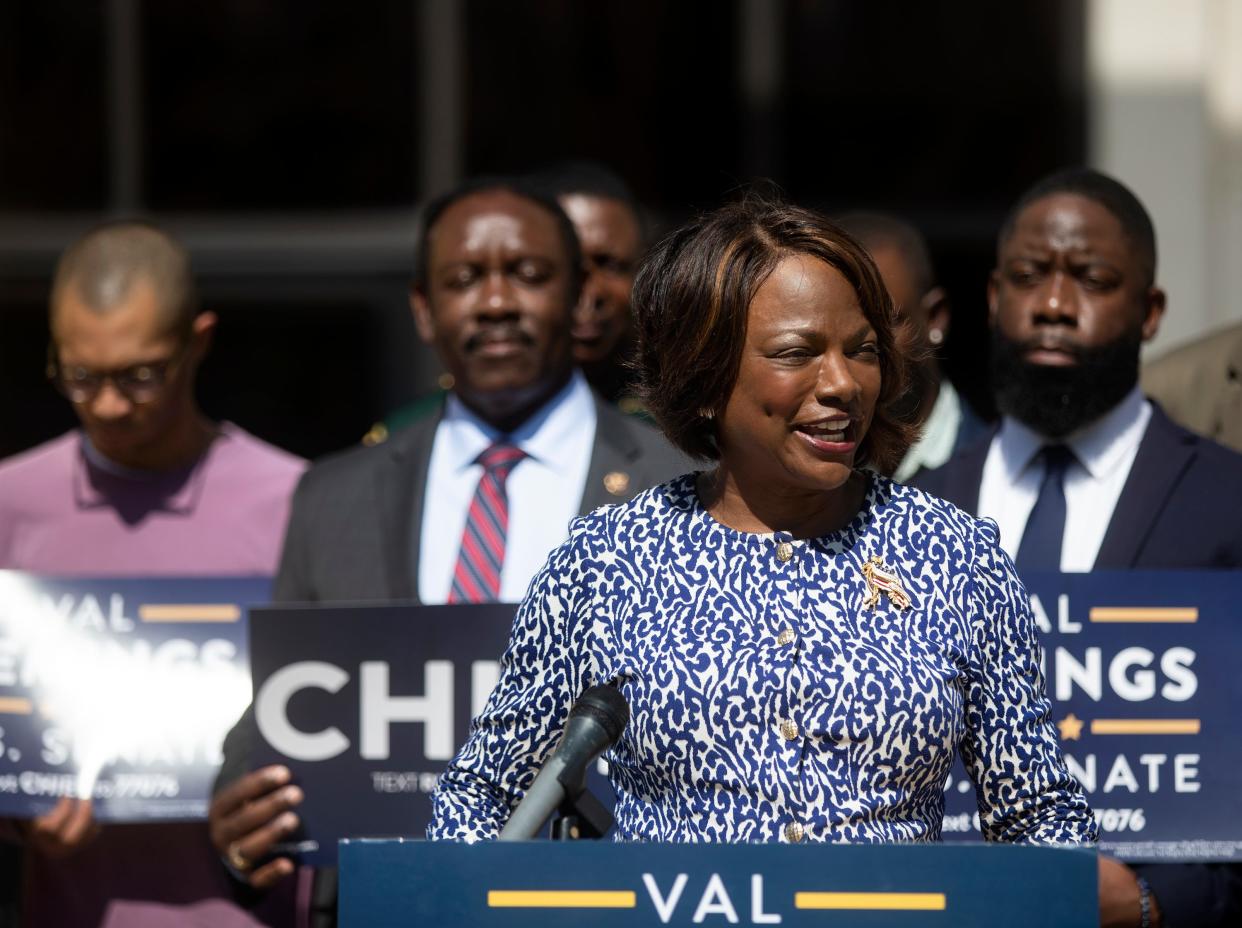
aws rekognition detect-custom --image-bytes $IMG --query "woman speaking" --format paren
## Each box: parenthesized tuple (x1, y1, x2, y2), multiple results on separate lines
(429, 197, 1095, 846)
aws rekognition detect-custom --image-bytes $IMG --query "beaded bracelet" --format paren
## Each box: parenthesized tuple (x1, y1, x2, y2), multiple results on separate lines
(1136, 875, 1154, 928)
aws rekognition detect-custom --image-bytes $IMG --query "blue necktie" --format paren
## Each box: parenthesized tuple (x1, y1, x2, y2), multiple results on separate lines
(1015, 445, 1075, 572)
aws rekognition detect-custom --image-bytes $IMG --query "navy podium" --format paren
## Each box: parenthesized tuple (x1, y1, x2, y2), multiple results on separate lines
(339, 840, 1097, 926)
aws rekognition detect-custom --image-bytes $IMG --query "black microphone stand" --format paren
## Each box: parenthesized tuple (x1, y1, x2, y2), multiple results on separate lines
(550, 786, 612, 840)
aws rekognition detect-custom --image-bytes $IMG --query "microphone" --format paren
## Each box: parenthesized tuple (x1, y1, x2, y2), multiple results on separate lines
(498, 684, 629, 841)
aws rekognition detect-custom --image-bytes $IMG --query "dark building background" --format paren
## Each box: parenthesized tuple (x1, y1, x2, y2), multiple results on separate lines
(0, 0, 1085, 461)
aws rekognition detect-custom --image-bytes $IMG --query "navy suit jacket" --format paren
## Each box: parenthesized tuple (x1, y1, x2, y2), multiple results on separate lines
(914, 402, 1242, 925)
(913, 403, 1242, 568)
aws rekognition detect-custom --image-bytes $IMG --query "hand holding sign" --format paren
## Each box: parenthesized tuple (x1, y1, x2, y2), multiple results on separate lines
(207, 764, 302, 890)
(24, 796, 100, 859)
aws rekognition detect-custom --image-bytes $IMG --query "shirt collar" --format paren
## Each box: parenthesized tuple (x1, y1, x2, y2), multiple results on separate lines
(894, 380, 962, 481)
(440, 369, 593, 474)
(74, 431, 214, 514)
(998, 385, 1149, 480)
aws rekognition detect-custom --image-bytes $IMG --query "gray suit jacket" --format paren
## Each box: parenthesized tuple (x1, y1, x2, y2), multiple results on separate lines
(273, 391, 691, 604)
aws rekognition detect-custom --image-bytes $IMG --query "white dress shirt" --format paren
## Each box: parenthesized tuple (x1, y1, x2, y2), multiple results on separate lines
(418, 371, 597, 604)
(977, 387, 1151, 571)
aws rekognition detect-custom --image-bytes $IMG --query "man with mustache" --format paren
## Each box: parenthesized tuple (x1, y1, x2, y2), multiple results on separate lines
(367, 163, 648, 439)
(916, 168, 1242, 928)
(208, 177, 686, 926)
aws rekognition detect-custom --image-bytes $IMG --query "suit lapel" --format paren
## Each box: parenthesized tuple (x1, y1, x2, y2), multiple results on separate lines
(374, 408, 441, 602)
(1094, 406, 1196, 568)
(947, 437, 988, 514)
(913, 430, 991, 514)
(579, 394, 640, 515)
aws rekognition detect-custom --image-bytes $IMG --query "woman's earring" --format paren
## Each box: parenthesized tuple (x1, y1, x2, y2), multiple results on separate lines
(698, 408, 715, 420)
(928, 328, 944, 347)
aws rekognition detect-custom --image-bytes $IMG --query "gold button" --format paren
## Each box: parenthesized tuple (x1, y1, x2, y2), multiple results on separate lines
(785, 821, 805, 842)
(775, 541, 793, 562)
(780, 719, 799, 741)
(776, 628, 795, 646)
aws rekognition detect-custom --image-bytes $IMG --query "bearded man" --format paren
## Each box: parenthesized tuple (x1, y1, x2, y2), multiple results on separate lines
(915, 167, 1242, 928)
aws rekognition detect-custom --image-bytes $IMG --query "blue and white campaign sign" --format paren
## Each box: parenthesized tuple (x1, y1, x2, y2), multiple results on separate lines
(248, 602, 518, 866)
(253, 572, 1241, 866)
(0, 573, 267, 821)
(942, 570, 1242, 863)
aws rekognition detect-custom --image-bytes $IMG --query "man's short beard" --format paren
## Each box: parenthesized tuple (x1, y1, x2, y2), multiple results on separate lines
(990, 329, 1142, 439)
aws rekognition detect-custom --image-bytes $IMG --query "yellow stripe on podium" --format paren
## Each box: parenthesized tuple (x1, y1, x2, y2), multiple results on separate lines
(488, 890, 636, 909)
(796, 892, 946, 911)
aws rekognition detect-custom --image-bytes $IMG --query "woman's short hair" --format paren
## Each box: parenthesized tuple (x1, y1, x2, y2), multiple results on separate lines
(632, 195, 918, 473)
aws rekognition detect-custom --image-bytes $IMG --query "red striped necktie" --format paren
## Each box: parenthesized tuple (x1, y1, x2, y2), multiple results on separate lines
(447, 443, 527, 603)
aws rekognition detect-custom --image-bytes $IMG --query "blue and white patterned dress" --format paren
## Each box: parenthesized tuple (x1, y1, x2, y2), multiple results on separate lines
(428, 473, 1096, 845)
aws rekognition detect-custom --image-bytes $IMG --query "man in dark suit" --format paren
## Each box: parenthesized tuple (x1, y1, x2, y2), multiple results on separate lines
(207, 177, 687, 924)
(916, 168, 1242, 927)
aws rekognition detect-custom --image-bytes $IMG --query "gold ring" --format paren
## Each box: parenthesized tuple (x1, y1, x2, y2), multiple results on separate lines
(226, 841, 251, 873)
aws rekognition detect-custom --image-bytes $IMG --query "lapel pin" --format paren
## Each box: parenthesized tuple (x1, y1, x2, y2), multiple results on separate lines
(862, 555, 912, 610)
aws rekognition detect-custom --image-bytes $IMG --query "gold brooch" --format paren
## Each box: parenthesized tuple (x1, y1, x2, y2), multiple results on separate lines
(861, 555, 912, 610)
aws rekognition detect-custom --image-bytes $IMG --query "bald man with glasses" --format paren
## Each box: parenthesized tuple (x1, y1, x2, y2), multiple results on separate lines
(0, 221, 305, 926)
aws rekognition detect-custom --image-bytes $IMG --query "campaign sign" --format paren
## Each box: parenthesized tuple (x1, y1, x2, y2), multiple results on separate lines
(249, 602, 522, 866)
(0, 573, 266, 821)
(942, 570, 1242, 862)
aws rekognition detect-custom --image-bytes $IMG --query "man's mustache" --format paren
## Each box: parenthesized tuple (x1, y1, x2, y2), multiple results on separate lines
(1015, 335, 1088, 363)
(464, 325, 535, 352)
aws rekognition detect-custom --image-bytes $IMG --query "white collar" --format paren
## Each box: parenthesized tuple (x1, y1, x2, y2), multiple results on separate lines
(440, 370, 594, 475)
(894, 380, 962, 481)
(997, 385, 1150, 481)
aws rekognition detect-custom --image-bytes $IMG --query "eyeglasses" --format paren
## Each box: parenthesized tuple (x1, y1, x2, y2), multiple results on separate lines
(46, 343, 187, 405)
